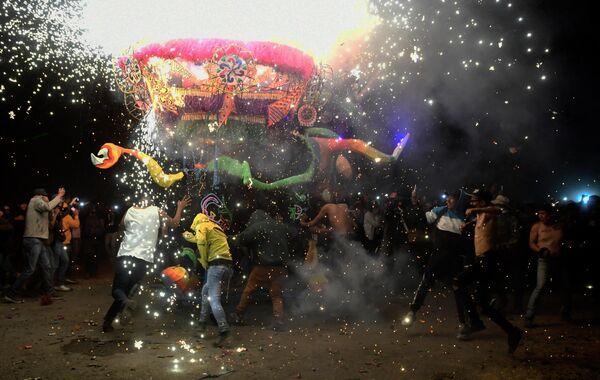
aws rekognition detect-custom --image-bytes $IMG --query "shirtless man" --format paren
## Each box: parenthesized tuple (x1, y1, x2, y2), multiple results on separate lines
(300, 202, 354, 235)
(300, 199, 361, 264)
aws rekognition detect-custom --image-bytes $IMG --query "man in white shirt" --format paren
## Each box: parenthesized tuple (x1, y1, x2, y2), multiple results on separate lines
(102, 195, 190, 332)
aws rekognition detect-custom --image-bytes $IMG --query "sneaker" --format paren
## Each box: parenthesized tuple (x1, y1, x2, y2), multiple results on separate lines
(54, 285, 72, 292)
(401, 311, 415, 327)
(457, 321, 486, 341)
(198, 322, 207, 333)
(3, 294, 24, 304)
(508, 328, 524, 354)
(230, 312, 245, 325)
(523, 316, 534, 328)
(65, 278, 78, 285)
(213, 330, 231, 348)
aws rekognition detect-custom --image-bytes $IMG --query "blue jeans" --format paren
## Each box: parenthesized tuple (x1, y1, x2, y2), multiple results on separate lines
(199, 264, 232, 333)
(52, 241, 70, 285)
(12, 237, 53, 294)
(526, 257, 572, 320)
(104, 256, 148, 324)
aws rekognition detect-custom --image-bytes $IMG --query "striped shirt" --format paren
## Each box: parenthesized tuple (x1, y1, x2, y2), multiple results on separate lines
(426, 206, 465, 235)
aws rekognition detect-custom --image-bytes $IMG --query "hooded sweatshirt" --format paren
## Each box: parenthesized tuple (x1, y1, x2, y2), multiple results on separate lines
(184, 213, 231, 269)
(234, 210, 292, 266)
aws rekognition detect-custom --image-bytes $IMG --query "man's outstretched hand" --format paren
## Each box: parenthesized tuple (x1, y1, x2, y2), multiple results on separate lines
(178, 195, 192, 209)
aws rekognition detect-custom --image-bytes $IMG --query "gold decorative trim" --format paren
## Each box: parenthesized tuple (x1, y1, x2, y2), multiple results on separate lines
(181, 112, 266, 124)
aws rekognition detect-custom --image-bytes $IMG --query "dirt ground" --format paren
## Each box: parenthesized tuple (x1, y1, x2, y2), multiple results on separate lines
(1, 271, 599, 380)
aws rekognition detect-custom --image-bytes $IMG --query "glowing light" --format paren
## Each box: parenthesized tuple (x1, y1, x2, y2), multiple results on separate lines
(134, 340, 143, 349)
(80, 0, 378, 61)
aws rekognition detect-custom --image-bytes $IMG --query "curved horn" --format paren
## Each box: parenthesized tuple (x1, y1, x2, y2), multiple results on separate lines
(91, 143, 125, 169)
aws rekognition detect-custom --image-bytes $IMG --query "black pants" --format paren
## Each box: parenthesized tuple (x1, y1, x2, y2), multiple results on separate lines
(83, 237, 103, 277)
(455, 251, 517, 334)
(104, 256, 148, 324)
(410, 232, 481, 325)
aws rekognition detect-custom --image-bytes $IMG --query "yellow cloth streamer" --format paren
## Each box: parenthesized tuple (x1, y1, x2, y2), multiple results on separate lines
(136, 151, 184, 188)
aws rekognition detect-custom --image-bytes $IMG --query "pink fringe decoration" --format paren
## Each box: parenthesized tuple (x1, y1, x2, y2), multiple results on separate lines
(120, 38, 315, 80)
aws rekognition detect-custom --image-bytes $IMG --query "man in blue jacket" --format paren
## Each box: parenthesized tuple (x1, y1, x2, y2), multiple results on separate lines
(401, 190, 483, 340)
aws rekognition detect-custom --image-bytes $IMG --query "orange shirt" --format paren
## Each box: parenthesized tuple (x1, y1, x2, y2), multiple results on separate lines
(61, 214, 80, 245)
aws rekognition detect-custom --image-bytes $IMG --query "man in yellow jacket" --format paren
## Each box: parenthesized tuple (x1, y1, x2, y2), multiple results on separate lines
(183, 213, 232, 347)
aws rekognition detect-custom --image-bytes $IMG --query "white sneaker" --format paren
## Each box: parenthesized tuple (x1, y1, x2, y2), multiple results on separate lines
(401, 310, 415, 327)
(54, 285, 72, 292)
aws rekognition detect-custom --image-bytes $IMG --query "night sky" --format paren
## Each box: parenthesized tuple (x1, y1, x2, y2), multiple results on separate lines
(0, 0, 597, 205)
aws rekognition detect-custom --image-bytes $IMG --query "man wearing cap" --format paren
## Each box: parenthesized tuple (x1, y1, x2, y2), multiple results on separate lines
(3, 188, 65, 303)
(402, 189, 483, 341)
(454, 189, 524, 353)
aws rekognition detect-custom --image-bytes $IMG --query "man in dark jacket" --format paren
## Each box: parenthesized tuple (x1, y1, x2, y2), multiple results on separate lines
(82, 205, 105, 278)
(230, 209, 293, 329)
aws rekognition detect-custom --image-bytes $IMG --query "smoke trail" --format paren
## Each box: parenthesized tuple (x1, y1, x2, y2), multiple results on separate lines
(288, 235, 419, 321)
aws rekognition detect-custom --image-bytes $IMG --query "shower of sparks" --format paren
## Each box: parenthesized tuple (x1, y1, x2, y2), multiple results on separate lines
(1, 1, 562, 360)
(0, 0, 110, 120)
(1, 0, 551, 125)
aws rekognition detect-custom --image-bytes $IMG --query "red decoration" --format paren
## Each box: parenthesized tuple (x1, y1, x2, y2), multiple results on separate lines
(298, 104, 317, 127)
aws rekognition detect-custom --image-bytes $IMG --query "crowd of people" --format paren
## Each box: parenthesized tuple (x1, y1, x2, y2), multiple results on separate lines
(1, 185, 599, 352)
(0, 189, 120, 304)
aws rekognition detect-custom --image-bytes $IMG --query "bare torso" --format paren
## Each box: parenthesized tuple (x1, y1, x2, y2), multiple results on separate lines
(317, 203, 354, 234)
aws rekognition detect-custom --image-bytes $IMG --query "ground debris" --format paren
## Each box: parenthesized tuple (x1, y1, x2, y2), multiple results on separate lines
(199, 369, 235, 378)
